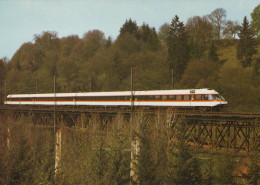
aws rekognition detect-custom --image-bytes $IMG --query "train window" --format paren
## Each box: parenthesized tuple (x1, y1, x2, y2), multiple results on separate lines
(184, 95, 189, 100)
(176, 95, 181, 100)
(162, 95, 167, 100)
(155, 95, 161, 100)
(195, 95, 201, 100)
(208, 94, 224, 100)
(137, 96, 144, 101)
(168, 95, 175, 100)
(202, 95, 208, 100)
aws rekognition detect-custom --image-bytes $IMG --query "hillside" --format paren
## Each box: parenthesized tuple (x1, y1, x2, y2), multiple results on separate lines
(0, 25, 260, 111)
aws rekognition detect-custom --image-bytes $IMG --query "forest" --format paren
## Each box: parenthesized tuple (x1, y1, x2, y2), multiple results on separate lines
(1, 7, 260, 111)
(0, 5, 260, 185)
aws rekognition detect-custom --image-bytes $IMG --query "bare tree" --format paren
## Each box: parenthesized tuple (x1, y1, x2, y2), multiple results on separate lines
(158, 23, 170, 43)
(208, 8, 227, 40)
(223, 20, 240, 38)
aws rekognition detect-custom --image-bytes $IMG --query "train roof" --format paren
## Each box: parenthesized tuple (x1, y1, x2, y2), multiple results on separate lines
(7, 88, 220, 98)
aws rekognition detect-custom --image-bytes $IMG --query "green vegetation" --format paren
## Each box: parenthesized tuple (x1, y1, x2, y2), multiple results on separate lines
(1, 5, 260, 111)
(0, 114, 258, 184)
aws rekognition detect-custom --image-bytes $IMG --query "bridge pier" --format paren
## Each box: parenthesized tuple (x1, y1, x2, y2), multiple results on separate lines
(55, 128, 62, 181)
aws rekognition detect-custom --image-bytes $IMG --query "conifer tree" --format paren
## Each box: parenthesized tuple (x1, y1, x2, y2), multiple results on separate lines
(167, 15, 190, 83)
(119, 19, 138, 37)
(166, 117, 202, 185)
(138, 23, 159, 50)
(88, 138, 109, 185)
(133, 118, 158, 185)
(208, 42, 219, 62)
(237, 16, 257, 68)
(105, 127, 130, 184)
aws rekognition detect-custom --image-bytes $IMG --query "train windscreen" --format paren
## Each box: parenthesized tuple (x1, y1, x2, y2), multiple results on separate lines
(208, 94, 224, 100)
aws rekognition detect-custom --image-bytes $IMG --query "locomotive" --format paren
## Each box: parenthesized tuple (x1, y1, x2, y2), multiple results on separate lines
(4, 88, 227, 108)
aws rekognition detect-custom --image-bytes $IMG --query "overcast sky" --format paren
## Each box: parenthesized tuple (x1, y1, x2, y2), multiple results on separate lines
(0, 0, 259, 59)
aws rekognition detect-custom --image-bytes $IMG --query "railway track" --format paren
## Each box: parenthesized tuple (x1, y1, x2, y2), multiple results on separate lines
(1, 105, 260, 120)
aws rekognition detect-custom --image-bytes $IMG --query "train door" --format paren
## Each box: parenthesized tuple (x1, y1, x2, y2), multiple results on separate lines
(190, 90, 196, 107)
(190, 95, 194, 106)
(73, 97, 76, 106)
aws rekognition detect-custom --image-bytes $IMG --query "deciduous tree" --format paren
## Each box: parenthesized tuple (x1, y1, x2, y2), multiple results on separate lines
(223, 20, 240, 38)
(158, 23, 170, 43)
(208, 8, 227, 40)
(251, 4, 260, 36)
(186, 16, 213, 59)
(82, 30, 106, 60)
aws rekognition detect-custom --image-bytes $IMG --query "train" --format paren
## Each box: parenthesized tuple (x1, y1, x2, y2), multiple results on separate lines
(4, 88, 227, 108)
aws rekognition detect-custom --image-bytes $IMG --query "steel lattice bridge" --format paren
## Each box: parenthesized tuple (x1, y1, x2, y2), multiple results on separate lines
(0, 105, 259, 152)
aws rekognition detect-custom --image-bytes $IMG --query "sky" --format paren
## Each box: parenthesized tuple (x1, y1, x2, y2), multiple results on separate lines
(0, 0, 259, 60)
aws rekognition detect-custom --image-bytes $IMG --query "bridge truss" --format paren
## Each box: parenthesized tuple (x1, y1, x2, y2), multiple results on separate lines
(0, 105, 259, 152)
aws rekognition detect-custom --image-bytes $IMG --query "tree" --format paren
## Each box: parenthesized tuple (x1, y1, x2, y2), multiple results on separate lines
(237, 16, 257, 67)
(6, 120, 36, 184)
(106, 36, 112, 48)
(158, 23, 170, 43)
(34, 31, 59, 50)
(217, 65, 258, 111)
(33, 31, 59, 67)
(208, 42, 219, 62)
(166, 117, 202, 185)
(244, 122, 260, 185)
(215, 150, 235, 185)
(186, 16, 213, 59)
(208, 8, 227, 40)
(167, 15, 190, 83)
(105, 124, 130, 184)
(88, 138, 109, 184)
(82, 30, 106, 60)
(0, 59, 6, 102)
(223, 20, 240, 38)
(119, 19, 138, 37)
(57, 58, 79, 92)
(133, 118, 158, 185)
(60, 35, 81, 58)
(138, 23, 159, 50)
(251, 4, 260, 36)
(203, 151, 215, 185)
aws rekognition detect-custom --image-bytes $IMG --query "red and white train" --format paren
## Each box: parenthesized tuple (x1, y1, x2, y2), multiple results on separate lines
(4, 88, 227, 108)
